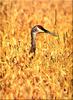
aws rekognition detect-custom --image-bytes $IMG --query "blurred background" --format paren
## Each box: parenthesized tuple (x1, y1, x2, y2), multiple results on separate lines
(0, 0, 72, 99)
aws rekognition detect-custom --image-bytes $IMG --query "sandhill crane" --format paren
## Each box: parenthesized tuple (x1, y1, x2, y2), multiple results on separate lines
(29, 25, 57, 55)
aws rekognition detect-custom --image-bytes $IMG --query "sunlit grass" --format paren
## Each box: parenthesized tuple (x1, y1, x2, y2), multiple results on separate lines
(0, 0, 72, 99)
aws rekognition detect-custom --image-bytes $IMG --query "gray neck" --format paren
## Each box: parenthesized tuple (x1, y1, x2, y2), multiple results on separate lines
(30, 32, 36, 54)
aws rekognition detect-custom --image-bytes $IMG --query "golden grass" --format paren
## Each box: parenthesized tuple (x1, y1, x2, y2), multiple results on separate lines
(0, 0, 72, 99)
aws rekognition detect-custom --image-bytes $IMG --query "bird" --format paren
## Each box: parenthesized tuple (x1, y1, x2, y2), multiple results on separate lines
(29, 25, 58, 55)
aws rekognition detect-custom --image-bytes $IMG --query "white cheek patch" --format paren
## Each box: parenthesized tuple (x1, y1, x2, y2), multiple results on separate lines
(33, 32, 36, 39)
(33, 32, 36, 35)
(37, 27, 44, 33)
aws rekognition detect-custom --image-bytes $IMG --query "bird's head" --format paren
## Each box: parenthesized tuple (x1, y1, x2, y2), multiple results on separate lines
(30, 25, 59, 55)
(31, 25, 57, 36)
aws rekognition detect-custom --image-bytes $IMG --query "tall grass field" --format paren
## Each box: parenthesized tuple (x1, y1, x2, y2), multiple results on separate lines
(0, 0, 72, 99)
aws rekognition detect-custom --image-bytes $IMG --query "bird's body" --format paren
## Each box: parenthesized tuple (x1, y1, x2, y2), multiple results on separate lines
(29, 25, 58, 55)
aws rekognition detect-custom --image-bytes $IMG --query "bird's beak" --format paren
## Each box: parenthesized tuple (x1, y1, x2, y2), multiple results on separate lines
(37, 26, 58, 37)
(43, 28, 58, 37)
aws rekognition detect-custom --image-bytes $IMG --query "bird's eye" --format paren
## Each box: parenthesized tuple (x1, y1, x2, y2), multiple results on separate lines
(33, 28, 37, 32)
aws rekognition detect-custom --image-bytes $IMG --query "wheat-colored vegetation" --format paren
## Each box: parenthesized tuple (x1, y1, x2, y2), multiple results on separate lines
(0, 0, 72, 99)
